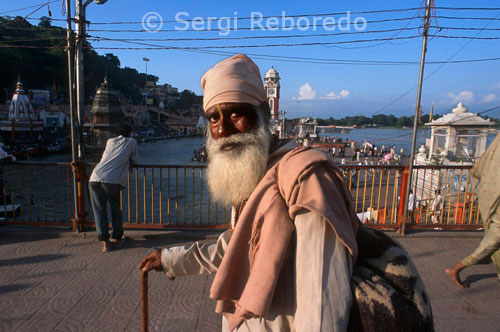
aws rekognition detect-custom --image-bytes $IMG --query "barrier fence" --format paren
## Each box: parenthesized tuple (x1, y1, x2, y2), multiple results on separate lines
(0, 162, 484, 232)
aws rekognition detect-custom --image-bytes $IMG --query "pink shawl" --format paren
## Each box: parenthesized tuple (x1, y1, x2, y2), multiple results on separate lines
(210, 147, 359, 330)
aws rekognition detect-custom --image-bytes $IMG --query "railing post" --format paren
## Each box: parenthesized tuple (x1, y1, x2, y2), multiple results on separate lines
(71, 161, 87, 232)
(397, 166, 410, 234)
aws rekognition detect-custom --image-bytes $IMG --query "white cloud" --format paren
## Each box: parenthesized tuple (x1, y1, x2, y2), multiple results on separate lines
(494, 82, 500, 90)
(443, 90, 474, 104)
(482, 93, 497, 102)
(298, 83, 316, 100)
(321, 89, 350, 100)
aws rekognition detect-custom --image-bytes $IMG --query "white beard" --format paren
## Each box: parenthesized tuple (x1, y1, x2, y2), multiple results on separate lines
(206, 119, 271, 206)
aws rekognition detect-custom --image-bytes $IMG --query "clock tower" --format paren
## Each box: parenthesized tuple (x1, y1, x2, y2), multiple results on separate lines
(264, 67, 280, 123)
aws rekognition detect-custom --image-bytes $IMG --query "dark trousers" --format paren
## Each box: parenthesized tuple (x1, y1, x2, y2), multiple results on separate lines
(89, 182, 123, 241)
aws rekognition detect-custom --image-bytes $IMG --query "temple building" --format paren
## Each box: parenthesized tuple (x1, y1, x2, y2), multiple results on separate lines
(84, 77, 124, 149)
(0, 79, 44, 145)
(413, 102, 492, 203)
(423, 102, 492, 164)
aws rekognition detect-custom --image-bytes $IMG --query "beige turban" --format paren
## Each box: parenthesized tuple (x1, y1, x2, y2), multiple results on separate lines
(201, 54, 267, 112)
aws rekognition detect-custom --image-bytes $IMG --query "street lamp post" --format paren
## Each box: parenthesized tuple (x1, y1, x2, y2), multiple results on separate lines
(71, 0, 108, 231)
(74, 0, 108, 160)
(65, 0, 79, 231)
(143, 57, 150, 77)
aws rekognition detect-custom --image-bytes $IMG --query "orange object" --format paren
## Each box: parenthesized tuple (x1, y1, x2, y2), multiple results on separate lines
(377, 208, 387, 224)
(454, 203, 465, 224)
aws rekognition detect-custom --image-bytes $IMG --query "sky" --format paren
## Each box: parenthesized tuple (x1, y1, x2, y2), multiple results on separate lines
(2, 0, 500, 119)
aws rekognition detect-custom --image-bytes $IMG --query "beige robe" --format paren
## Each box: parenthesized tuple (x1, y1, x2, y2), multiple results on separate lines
(161, 210, 353, 332)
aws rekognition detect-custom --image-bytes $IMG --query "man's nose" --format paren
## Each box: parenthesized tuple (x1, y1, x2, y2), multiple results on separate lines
(217, 115, 236, 137)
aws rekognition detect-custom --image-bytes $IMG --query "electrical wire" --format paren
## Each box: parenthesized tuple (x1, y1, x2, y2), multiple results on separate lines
(372, 11, 500, 115)
(87, 35, 424, 49)
(434, 35, 500, 40)
(434, 7, 500, 11)
(85, 17, 422, 33)
(0, 0, 60, 15)
(89, 34, 500, 50)
(88, 26, 421, 42)
(12, 6, 500, 25)
(12, 7, 424, 24)
(3, 33, 500, 51)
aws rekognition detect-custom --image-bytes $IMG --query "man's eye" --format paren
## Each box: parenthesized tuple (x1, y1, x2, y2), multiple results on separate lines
(231, 111, 243, 119)
(208, 115, 219, 123)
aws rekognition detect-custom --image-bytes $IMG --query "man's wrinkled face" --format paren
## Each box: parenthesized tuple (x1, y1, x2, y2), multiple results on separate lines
(205, 103, 271, 206)
(206, 103, 258, 143)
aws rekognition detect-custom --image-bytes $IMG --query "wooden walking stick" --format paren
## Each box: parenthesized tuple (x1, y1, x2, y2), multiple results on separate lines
(142, 270, 148, 332)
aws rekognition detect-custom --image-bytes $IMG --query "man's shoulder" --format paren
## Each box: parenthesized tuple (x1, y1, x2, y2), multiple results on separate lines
(275, 147, 338, 190)
(279, 147, 331, 171)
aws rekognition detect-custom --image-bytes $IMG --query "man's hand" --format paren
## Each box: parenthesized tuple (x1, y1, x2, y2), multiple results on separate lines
(139, 248, 164, 273)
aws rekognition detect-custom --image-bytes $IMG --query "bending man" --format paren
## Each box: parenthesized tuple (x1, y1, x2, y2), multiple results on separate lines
(139, 54, 360, 331)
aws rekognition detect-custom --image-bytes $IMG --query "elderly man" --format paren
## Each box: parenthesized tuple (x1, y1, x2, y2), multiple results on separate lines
(446, 133, 500, 288)
(139, 55, 433, 332)
(139, 54, 357, 331)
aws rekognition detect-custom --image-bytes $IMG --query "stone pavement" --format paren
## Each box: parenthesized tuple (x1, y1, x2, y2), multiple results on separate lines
(0, 229, 499, 332)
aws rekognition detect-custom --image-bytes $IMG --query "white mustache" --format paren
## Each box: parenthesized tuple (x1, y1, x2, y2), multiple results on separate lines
(210, 132, 259, 153)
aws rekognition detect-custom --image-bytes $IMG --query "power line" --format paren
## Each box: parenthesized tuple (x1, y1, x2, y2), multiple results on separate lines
(4, 33, 500, 51)
(434, 15, 500, 21)
(372, 11, 500, 115)
(9, 14, 500, 29)
(16, 8, 500, 26)
(6, 15, 499, 33)
(85, 35, 500, 65)
(0, 0, 60, 15)
(434, 7, 500, 11)
(84, 17, 422, 32)
(176, 49, 500, 66)
(434, 35, 500, 40)
(88, 26, 421, 42)
(86, 35, 423, 49)
(436, 26, 500, 31)
(88, 34, 500, 49)
(10, 6, 500, 25)
(11, 7, 425, 24)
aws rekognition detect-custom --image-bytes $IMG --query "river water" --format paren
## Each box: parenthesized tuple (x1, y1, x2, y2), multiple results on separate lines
(39, 128, 497, 164)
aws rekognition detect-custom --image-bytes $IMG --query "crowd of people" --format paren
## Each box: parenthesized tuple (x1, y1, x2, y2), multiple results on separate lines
(346, 141, 405, 165)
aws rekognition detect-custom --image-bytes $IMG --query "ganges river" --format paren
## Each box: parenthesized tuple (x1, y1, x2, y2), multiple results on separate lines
(38, 128, 497, 164)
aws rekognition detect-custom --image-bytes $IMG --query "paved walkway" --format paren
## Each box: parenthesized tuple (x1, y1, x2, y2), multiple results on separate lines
(0, 228, 499, 332)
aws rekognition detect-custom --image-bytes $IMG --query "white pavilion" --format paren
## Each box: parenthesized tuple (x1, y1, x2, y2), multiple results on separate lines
(424, 102, 492, 165)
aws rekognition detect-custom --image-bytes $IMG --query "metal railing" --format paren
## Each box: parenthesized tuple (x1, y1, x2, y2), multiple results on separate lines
(0, 162, 483, 231)
(408, 165, 481, 229)
(109, 165, 229, 229)
(0, 162, 75, 227)
(339, 165, 403, 228)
